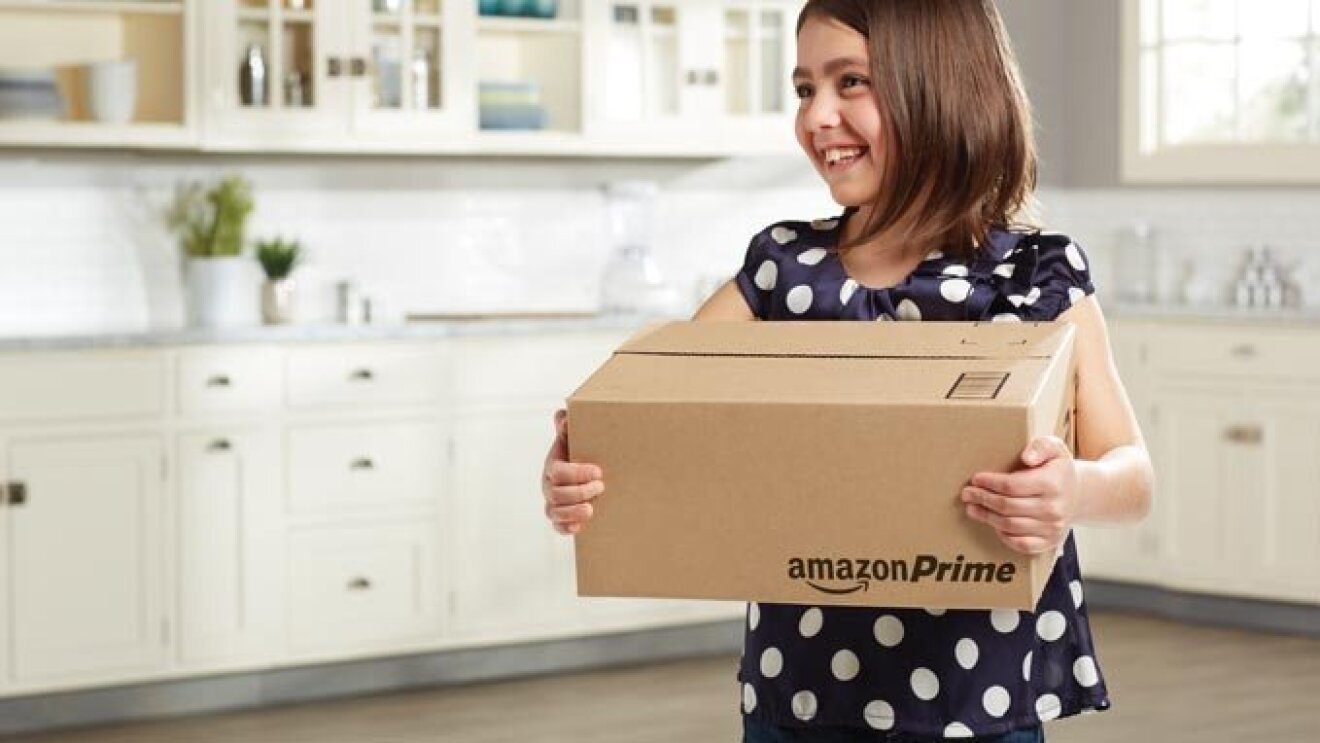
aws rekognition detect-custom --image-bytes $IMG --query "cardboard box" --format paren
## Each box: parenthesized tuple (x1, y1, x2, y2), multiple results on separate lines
(567, 320, 1076, 611)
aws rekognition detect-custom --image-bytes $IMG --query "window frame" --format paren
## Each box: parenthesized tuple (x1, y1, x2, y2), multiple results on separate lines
(1121, 0, 1320, 184)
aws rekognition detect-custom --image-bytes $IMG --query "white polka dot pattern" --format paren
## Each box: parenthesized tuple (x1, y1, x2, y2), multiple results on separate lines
(939, 278, 972, 303)
(840, 278, 859, 306)
(1074, 655, 1100, 687)
(910, 667, 939, 700)
(1037, 610, 1067, 642)
(771, 226, 798, 245)
(786, 285, 813, 314)
(799, 607, 823, 638)
(990, 609, 1020, 634)
(791, 690, 818, 721)
(753, 261, 777, 291)
(983, 685, 1011, 717)
(863, 699, 895, 730)
(748, 602, 760, 631)
(798, 247, 827, 265)
(831, 649, 860, 681)
(955, 638, 979, 670)
(742, 683, 757, 713)
(944, 722, 975, 738)
(873, 615, 904, 647)
(1036, 693, 1063, 721)
(1069, 580, 1084, 609)
(760, 647, 783, 678)
(896, 298, 922, 321)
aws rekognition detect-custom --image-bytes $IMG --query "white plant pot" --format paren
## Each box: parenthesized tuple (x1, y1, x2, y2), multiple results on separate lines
(261, 279, 296, 325)
(186, 257, 258, 328)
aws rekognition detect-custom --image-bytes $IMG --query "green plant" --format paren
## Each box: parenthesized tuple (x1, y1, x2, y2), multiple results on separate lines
(164, 175, 255, 258)
(255, 237, 304, 281)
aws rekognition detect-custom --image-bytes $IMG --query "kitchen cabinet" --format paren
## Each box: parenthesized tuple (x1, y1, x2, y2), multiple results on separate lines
(1076, 318, 1320, 606)
(2, 435, 166, 685)
(0, 0, 198, 148)
(202, 0, 475, 151)
(584, 0, 799, 154)
(177, 429, 281, 668)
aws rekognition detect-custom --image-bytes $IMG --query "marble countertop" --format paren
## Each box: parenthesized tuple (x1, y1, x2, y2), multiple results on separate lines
(0, 314, 670, 352)
(1104, 301, 1320, 326)
(5, 304, 1319, 352)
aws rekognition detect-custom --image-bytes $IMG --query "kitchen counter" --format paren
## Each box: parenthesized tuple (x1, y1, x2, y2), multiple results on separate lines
(0, 314, 670, 352)
(1104, 301, 1320, 326)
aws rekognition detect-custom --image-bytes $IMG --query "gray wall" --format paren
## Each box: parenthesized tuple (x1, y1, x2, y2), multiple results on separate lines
(998, 0, 1122, 188)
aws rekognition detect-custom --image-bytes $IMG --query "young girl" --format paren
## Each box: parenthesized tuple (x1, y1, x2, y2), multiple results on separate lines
(542, 1, 1153, 740)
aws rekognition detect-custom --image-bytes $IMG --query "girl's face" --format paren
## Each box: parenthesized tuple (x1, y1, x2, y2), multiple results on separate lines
(793, 16, 884, 210)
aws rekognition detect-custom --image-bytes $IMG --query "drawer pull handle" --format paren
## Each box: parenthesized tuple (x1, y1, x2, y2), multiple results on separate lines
(350, 457, 376, 470)
(347, 576, 372, 590)
(1224, 425, 1263, 445)
(349, 368, 375, 382)
(206, 375, 232, 388)
(4, 481, 27, 507)
(1229, 344, 1257, 359)
(207, 439, 232, 453)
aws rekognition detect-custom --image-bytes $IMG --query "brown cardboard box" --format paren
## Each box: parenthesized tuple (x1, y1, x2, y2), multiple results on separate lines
(567, 320, 1076, 611)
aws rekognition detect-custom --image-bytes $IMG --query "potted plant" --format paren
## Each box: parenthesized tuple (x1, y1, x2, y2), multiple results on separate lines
(165, 175, 257, 328)
(255, 237, 303, 325)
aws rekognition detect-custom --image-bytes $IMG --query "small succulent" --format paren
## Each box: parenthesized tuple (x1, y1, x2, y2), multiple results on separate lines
(255, 237, 304, 281)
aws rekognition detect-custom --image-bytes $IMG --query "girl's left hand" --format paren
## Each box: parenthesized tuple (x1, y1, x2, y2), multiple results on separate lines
(961, 436, 1080, 556)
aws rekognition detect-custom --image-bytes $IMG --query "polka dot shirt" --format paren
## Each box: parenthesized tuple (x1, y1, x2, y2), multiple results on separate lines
(731, 212, 1111, 738)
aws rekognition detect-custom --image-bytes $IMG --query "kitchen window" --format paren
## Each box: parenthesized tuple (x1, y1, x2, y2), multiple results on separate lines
(1122, 0, 1320, 183)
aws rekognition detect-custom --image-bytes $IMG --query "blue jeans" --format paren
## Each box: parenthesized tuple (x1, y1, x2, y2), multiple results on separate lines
(742, 716, 1044, 743)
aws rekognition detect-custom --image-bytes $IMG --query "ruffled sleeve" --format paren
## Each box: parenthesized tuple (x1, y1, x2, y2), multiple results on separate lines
(734, 223, 784, 320)
(984, 232, 1096, 322)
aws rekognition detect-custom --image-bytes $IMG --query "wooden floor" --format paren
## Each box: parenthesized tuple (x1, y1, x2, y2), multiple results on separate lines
(10, 611, 1320, 742)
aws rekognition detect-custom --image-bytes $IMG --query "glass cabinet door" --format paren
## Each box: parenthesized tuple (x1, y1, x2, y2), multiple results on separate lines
(350, 0, 473, 138)
(601, 2, 686, 123)
(724, 2, 794, 119)
(232, 0, 328, 112)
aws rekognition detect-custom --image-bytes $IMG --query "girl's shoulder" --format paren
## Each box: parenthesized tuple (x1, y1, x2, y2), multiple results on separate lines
(985, 226, 1096, 320)
(746, 216, 844, 255)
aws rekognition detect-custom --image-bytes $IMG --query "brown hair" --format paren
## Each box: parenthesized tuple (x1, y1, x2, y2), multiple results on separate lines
(797, 0, 1038, 259)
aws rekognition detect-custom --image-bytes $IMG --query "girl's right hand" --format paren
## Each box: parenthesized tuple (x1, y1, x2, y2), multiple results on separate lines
(541, 408, 604, 535)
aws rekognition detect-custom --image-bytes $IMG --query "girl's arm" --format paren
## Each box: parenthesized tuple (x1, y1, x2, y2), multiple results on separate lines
(962, 296, 1156, 554)
(692, 279, 756, 321)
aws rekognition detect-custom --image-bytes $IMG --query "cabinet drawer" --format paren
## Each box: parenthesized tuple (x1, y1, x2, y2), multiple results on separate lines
(0, 351, 164, 421)
(286, 524, 439, 652)
(177, 347, 282, 415)
(1146, 326, 1320, 380)
(287, 421, 444, 513)
(285, 344, 445, 409)
(452, 332, 627, 405)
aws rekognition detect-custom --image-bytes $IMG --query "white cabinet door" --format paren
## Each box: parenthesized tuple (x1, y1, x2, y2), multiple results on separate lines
(4, 436, 165, 685)
(177, 429, 281, 667)
(202, 0, 353, 148)
(585, 0, 798, 153)
(345, 0, 477, 143)
(450, 407, 572, 641)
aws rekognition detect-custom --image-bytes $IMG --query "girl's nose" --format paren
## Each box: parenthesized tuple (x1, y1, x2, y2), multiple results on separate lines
(800, 92, 841, 132)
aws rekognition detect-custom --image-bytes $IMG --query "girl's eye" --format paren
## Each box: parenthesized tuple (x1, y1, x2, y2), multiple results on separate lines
(840, 74, 870, 91)
(794, 83, 814, 100)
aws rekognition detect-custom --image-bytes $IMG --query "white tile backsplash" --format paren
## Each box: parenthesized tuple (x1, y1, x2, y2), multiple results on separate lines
(1, 154, 1318, 337)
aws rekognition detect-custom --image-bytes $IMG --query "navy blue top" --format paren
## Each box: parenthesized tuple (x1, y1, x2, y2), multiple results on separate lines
(732, 211, 1110, 738)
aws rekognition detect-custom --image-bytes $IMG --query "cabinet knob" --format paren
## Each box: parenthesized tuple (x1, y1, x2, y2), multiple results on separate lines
(206, 375, 232, 388)
(327, 57, 344, 78)
(1224, 424, 1264, 445)
(349, 57, 368, 78)
(4, 481, 27, 507)
(208, 439, 233, 453)
(347, 576, 372, 590)
(1229, 344, 1257, 359)
(350, 456, 376, 471)
(349, 368, 375, 382)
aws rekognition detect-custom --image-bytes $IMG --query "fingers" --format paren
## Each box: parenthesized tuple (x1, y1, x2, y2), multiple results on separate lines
(1021, 435, 1069, 468)
(969, 470, 1048, 498)
(545, 478, 604, 506)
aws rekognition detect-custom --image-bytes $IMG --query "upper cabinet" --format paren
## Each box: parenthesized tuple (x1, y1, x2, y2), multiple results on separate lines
(584, 0, 798, 155)
(0, 0, 801, 156)
(1122, 0, 1320, 183)
(202, 0, 476, 150)
(0, 0, 198, 148)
